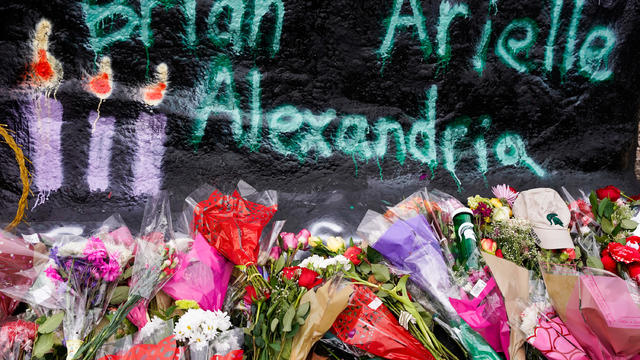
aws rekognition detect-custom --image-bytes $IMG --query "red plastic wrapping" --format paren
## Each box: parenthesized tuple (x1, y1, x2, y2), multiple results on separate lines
(193, 189, 277, 266)
(96, 336, 179, 360)
(331, 285, 435, 360)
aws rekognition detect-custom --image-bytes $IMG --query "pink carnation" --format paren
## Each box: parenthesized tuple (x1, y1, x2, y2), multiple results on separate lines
(44, 266, 63, 282)
(84, 236, 108, 266)
(100, 257, 121, 282)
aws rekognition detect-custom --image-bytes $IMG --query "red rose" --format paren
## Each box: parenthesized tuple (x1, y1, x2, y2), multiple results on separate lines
(601, 254, 617, 274)
(596, 185, 621, 201)
(495, 249, 503, 258)
(631, 195, 640, 201)
(344, 246, 363, 265)
(244, 285, 269, 305)
(297, 268, 322, 289)
(244, 285, 257, 305)
(283, 266, 300, 280)
(563, 248, 576, 260)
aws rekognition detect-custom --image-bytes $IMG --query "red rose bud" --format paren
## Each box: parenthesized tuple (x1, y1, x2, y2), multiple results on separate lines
(244, 285, 257, 305)
(495, 249, 503, 258)
(601, 255, 617, 274)
(282, 266, 300, 280)
(563, 248, 576, 260)
(344, 246, 363, 265)
(298, 268, 322, 289)
(596, 185, 621, 201)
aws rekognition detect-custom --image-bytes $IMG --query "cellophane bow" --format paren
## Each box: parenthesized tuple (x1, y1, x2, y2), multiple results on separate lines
(74, 192, 182, 360)
(191, 181, 277, 298)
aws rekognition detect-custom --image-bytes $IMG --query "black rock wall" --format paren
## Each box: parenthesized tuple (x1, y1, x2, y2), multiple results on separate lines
(1, 0, 640, 234)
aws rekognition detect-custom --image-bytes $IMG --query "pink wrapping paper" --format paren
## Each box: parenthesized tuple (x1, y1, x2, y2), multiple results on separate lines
(162, 233, 233, 311)
(527, 316, 588, 360)
(449, 277, 510, 358)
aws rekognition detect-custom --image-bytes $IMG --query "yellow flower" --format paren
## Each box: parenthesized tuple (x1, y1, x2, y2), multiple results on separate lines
(490, 198, 503, 208)
(308, 236, 323, 248)
(176, 299, 200, 310)
(492, 206, 511, 222)
(326, 236, 345, 252)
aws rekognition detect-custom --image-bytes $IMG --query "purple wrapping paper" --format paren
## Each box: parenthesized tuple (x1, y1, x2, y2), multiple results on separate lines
(372, 214, 457, 318)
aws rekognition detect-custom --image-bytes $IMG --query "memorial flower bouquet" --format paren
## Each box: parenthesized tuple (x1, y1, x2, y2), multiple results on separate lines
(191, 181, 278, 302)
(241, 231, 314, 360)
(45, 230, 132, 360)
(303, 232, 456, 360)
(0, 319, 39, 360)
(73, 193, 181, 360)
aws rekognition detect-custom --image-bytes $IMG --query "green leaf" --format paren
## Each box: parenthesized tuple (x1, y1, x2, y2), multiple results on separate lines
(366, 247, 384, 264)
(274, 255, 285, 274)
(268, 342, 281, 352)
(621, 219, 638, 231)
(358, 262, 371, 274)
(33, 333, 54, 358)
(121, 266, 133, 280)
(282, 305, 296, 332)
(109, 286, 130, 305)
(598, 198, 610, 218)
(38, 312, 63, 334)
(255, 336, 265, 348)
(376, 290, 388, 298)
(612, 223, 622, 236)
(164, 305, 178, 318)
(281, 338, 293, 359)
(589, 191, 599, 216)
(270, 318, 279, 332)
(381, 283, 394, 291)
(574, 246, 582, 259)
(586, 256, 604, 269)
(601, 218, 614, 234)
(603, 201, 615, 219)
(296, 302, 310, 318)
(296, 316, 305, 325)
(371, 264, 390, 282)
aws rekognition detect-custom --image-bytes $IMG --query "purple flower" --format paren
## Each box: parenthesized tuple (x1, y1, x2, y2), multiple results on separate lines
(473, 202, 492, 218)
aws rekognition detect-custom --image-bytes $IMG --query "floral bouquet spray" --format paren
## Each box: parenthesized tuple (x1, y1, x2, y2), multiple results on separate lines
(73, 192, 181, 360)
(44, 220, 133, 360)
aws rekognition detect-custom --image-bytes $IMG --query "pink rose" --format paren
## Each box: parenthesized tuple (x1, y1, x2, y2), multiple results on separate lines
(281, 232, 298, 251)
(269, 246, 282, 260)
(296, 229, 311, 249)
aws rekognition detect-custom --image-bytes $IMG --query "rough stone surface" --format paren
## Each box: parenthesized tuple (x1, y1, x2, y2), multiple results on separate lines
(0, 0, 639, 236)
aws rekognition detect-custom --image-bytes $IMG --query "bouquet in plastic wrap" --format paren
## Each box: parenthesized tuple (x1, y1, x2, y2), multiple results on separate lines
(240, 228, 315, 360)
(543, 264, 640, 360)
(302, 232, 455, 360)
(190, 181, 277, 300)
(41, 218, 133, 360)
(74, 193, 181, 360)
(514, 298, 588, 360)
(0, 319, 39, 360)
(162, 232, 233, 311)
(331, 284, 435, 360)
(359, 190, 501, 360)
(0, 230, 50, 314)
(173, 308, 243, 360)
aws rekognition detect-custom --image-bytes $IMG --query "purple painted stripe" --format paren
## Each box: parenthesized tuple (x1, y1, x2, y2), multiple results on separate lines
(28, 97, 63, 192)
(87, 112, 115, 191)
(132, 113, 167, 196)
